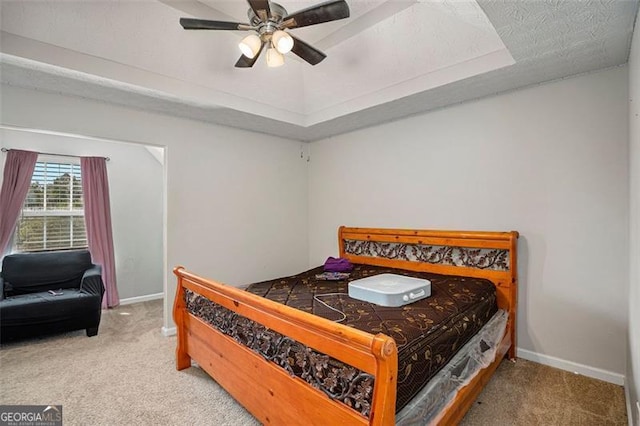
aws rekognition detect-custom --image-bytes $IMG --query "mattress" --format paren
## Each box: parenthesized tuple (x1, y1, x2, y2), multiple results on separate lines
(396, 309, 508, 425)
(246, 263, 498, 412)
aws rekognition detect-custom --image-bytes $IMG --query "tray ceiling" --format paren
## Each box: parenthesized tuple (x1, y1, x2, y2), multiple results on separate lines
(0, 0, 638, 141)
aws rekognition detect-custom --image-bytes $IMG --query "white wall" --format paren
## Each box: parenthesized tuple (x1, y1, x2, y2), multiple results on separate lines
(0, 85, 309, 330)
(628, 5, 640, 423)
(309, 67, 630, 379)
(0, 128, 164, 300)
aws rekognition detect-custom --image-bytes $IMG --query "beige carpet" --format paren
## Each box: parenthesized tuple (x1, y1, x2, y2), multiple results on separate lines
(0, 300, 627, 425)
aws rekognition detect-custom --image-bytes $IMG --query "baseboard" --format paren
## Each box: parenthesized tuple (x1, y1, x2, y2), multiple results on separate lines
(119, 292, 164, 306)
(161, 326, 176, 337)
(625, 383, 634, 426)
(517, 348, 625, 386)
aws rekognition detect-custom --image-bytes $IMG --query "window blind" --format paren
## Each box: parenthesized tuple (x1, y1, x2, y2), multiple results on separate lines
(15, 160, 87, 252)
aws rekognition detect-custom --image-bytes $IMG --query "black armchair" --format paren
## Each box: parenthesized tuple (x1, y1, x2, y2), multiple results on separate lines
(0, 250, 105, 342)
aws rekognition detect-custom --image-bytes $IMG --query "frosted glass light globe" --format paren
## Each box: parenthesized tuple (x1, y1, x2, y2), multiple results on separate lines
(239, 34, 261, 59)
(272, 30, 294, 54)
(266, 46, 285, 67)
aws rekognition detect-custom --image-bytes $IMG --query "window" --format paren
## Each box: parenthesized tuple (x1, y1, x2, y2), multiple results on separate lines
(14, 158, 87, 252)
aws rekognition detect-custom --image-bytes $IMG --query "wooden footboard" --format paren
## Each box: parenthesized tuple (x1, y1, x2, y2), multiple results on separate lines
(174, 267, 397, 425)
(173, 227, 518, 425)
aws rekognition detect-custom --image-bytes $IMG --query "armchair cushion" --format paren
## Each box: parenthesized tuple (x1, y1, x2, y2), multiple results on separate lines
(1, 290, 98, 325)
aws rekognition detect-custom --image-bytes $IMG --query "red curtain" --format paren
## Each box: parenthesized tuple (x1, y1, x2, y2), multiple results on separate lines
(81, 157, 119, 308)
(0, 149, 38, 255)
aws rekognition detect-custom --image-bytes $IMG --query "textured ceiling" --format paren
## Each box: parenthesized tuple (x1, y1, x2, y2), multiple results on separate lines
(0, 0, 638, 141)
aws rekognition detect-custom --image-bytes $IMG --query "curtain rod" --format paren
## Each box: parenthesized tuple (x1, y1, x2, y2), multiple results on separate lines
(1, 147, 110, 161)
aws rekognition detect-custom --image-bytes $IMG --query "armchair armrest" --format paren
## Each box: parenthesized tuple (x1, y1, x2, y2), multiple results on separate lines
(80, 264, 105, 297)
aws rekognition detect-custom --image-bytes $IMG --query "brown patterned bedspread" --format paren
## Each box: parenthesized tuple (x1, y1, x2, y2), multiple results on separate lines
(246, 263, 498, 412)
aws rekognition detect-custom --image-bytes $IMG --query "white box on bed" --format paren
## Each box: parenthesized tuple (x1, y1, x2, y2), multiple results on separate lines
(348, 273, 431, 307)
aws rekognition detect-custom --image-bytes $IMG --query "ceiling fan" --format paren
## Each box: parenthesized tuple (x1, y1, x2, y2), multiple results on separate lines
(180, 0, 350, 68)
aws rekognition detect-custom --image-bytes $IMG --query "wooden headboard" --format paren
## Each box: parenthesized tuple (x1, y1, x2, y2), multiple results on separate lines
(338, 226, 519, 358)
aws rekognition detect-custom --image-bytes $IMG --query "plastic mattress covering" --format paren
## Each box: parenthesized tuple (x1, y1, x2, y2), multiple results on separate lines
(395, 309, 508, 425)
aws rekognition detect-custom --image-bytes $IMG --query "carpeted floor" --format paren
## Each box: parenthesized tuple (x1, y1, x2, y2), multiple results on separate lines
(0, 300, 628, 425)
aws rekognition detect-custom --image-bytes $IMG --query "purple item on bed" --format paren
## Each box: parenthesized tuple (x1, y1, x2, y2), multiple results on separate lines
(323, 257, 353, 272)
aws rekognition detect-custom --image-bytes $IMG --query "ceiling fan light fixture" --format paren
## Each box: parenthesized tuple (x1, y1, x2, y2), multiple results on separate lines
(272, 30, 294, 54)
(266, 46, 285, 67)
(181, 0, 350, 68)
(239, 34, 262, 59)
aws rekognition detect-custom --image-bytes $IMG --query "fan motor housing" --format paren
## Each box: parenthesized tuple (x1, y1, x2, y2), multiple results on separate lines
(248, 3, 287, 27)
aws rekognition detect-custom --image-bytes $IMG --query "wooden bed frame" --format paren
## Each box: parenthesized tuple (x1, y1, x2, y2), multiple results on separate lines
(173, 227, 519, 425)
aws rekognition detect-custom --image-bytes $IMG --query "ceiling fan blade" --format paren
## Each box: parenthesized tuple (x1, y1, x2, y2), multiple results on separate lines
(180, 18, 250, 31)
(282, 0, 350, 29)
(235, 42, 266, 68)
(247, 0, 271, 21)
(290, 35, 326, 65)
